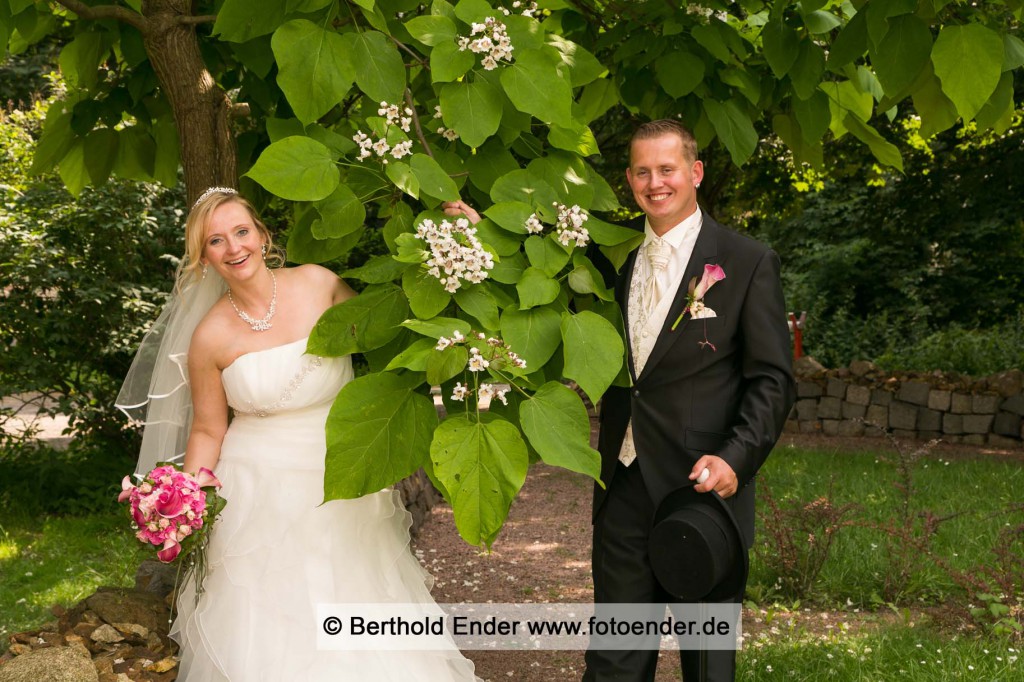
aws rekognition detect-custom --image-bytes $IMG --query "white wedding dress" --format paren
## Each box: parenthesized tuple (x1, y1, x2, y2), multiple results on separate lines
(170, 338, 476, 681)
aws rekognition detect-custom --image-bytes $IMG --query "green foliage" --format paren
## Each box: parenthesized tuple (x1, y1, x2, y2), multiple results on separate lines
(0, 96, 184, 484)
(5, 0, 1022, 545)
(739, 112, 1024, 373)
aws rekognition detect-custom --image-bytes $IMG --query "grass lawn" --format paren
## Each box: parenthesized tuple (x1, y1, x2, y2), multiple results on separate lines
(0, 508, 144, 647)
(1, 441, 1021, 678)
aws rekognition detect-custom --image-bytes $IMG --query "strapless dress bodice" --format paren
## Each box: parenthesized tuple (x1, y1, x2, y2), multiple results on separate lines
(221, 337, 352, 418)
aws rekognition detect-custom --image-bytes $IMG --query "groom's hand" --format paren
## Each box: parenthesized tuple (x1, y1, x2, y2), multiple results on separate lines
(690, 455, 738, 498)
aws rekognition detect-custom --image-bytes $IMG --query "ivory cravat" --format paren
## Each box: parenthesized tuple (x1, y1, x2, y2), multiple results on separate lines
(643, 237, 671, 316)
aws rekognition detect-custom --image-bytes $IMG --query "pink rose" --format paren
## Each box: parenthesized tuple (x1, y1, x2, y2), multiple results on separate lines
(154, 487, 186, 518)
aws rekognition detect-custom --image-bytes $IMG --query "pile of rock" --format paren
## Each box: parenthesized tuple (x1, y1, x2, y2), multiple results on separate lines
(0, 588, 178, 682)
(787, 360, 1024, 446)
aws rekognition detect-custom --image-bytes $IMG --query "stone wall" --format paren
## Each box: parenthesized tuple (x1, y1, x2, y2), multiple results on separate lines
(786, 360, 1024, 447)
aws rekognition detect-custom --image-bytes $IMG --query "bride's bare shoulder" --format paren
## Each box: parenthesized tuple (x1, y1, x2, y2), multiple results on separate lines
(189, 301, 234, 366)
(285, 264, 356, 304)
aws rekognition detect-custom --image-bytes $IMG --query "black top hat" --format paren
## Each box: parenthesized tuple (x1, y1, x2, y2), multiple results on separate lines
(648, 484, 748, 602)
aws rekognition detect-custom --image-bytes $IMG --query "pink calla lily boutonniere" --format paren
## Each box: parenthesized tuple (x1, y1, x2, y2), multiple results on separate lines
(670, 264, 726, 350)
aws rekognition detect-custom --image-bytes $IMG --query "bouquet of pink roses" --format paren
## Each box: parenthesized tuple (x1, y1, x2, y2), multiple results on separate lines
(118, 464, 226, 597)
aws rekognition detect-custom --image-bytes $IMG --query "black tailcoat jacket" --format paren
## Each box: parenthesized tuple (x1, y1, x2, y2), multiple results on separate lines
(594, 215, 796, 547)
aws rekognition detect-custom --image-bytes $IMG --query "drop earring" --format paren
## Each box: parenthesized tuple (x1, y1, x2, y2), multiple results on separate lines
(201, 264, 208, 279)
(261, 244, 267, 258)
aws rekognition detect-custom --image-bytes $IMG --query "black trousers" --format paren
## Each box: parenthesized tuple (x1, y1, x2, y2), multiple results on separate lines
(583, 461, 742, 682)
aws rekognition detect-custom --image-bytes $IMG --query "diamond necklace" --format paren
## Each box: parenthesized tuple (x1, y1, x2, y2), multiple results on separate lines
(228, 268, 277, 332)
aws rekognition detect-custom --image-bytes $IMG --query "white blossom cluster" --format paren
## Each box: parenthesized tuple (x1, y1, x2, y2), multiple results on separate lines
(353, 101, 414, 163)
(352, 131, 413, 163)
(435, 330, 527, 403)
(457, 17, 514, 70)
(524, 213, 544, 234)
(686, 4, 729, 22)
(499, 1, 538, 17)
(553, 203, 591, 247)
(433, 104, 460, 141)
(414, 218, 495, 293)
(378, 101, 413, 132)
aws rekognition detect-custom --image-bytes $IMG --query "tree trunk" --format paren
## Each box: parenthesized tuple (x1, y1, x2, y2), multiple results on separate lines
(141, 0, 236, 206)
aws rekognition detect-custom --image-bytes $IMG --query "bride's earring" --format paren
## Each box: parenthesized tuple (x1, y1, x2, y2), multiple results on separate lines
(261, 244, 267, 258)
(201, 263, 208, 279)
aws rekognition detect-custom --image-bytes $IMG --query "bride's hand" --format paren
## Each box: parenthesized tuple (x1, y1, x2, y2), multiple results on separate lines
(441, 200, 481, 225)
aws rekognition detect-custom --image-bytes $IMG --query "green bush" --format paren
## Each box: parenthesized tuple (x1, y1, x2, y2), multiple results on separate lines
(1, 94, 185, 509)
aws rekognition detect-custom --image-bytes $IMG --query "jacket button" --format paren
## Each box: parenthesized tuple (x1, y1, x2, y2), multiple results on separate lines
(633, 389, 640, 397)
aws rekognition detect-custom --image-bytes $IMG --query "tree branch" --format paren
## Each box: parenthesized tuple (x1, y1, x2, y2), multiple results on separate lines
(390, 36, 429, 70)
(176, 14, 218, 26)
(404, 88, 435, 159)
(52, 0, 148, 32)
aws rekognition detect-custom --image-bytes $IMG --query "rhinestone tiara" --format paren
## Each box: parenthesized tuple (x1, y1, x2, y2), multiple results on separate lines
(192, 186, 238, 209)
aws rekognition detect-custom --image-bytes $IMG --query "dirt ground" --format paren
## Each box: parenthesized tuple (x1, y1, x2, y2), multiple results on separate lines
(411, 433, 1023, 682)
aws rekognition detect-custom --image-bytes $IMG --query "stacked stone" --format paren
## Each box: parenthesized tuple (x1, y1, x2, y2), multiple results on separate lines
(787, 361, 1024, 447)
(0, 589, 177, 682)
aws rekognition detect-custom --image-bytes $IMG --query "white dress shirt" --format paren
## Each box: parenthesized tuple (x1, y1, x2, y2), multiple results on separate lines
(618, 207, 704, 466)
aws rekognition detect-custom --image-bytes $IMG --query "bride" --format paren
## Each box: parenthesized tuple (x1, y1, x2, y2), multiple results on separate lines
(118, 188, 477, 681)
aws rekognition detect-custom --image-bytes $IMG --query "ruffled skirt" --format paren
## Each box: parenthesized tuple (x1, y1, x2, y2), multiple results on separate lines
(170, 407, 476, 681)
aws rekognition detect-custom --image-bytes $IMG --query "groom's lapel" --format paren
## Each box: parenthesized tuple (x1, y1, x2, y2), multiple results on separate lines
(638, 219, 719, 380)
(617, 246, 640, 385)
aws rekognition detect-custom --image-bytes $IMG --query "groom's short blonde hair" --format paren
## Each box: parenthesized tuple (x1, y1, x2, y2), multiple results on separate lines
(630, 120, 699, 164)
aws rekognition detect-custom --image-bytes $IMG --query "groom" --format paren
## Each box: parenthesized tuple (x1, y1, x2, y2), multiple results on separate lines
(584, 120, 795, 681)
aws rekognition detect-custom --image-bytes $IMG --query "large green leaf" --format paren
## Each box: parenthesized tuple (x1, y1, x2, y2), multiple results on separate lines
(973, 71, 1014, 133)
(402, 266, 451, 319)
(430, 40, 475, 83)
(405, 14, 456, 46)
(466, 139, 520, 194)
(500, 305, 562, 369)
(843, 114, 903, 172)
(526, 152, 593, 207)
(789, 40, 826, 101)
(568, 251, 613, 301)
(426, 345, 469, 385)
(792, 90, 831, 143)
(490, 169, 558, 208)
(517, 267, 561, 309)
(454, 284, 500, 330)
(932, 24, 1005, 121)
(30, 101, 77, 175)
(342, 255, 411, 283)
(499, 47, 573, 127)
(872, 14, 931, 96)
(57, 140, 88, 196)
(402, 316, 473, 340)
(762, 14, 800, 78)
(704, 99, 758, 167)
(410, 153, 460, 201)
(430, 415, 529, 547)
(313, 183, 365, 239)
(59, 32, 107, 89)
(545, 33, 605, 87)
(802, 9, 841, 34)
(83, 128, 118, 186)
(827, 8, 867, 71)
(384, 337, 437, 372)
(308, 283, 410, 355)
(325, 373, 436, 498)
(342, 30, 406, 103)
(548, 121, 600, 157)
(577, 78, 620, 124)
(911, 66, 959, 138)
(524, 235, 571, 277)
(287, 211, 364, 264)
(519, 382, 602, 482)
(560, 311, 623, 403)
(213, 0, 287, 42)
(472, 218, 522, 256)
(484, 201, 534, 234)
(245, 137, 339, 201)
(114, 127, 156, 181)
(654, 50, 705, 99)
(440, 78, 503, 148)
(272, 19, 354, 125)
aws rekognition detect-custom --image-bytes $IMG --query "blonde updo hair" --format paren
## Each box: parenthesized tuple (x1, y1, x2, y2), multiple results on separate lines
(176, 190, 285, 292)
